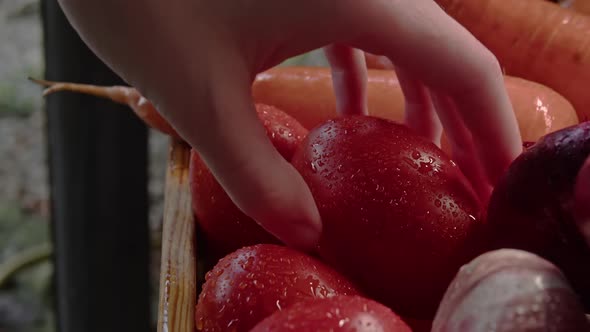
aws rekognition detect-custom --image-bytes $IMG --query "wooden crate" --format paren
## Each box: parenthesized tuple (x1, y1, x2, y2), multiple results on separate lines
(156, 139, 197, 332)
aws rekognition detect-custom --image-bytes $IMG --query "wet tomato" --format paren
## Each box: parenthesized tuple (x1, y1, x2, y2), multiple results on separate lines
(291, 115, 487, 319)
(195, 244, 360, 332)
(251, 295, 412, 332)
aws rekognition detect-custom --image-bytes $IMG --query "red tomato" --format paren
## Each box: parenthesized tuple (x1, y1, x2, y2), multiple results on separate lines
(250, 295, 412, 332)
(195, 244, 360, 332)
(189, 104, 309, 258)
(291, 115, 487, 319)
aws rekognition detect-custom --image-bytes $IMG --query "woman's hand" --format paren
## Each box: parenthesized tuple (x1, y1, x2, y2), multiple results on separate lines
(56, 0, 522, 251)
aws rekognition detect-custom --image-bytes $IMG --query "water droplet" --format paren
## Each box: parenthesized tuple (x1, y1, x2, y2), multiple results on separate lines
(339, 318, 350, 327)
(418, 162, 432, 174)
(253, 279, 264, 289)
(227, 319, 239, 328)
(310, 162, 318, 173)
(196, 318, 204, 330)
(412, 151, 421, 159)
(434, 199, 442, 207)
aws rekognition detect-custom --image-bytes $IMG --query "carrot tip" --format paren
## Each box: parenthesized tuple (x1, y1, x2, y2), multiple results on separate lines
(29, 77, 57, 89)
(28, 77, 68, 97)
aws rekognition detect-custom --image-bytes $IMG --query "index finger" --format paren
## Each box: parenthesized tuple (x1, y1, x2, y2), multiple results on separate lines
(342, 0, 523, 183)
(229, 0, 523, 186)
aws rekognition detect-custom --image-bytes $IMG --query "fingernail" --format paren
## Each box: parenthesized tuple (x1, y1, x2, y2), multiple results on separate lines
(287, 220, 321, 253)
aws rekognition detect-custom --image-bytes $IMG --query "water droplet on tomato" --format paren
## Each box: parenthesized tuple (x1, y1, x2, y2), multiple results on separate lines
(196, 318, 204, 330)
(339, 318, 350, 327)
(227, 319, 239, 328)
(412, 151, 421, 159)
(310, 162, 318, 173)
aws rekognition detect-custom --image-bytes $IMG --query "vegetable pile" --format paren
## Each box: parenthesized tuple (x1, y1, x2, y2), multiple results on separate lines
(32, 0, 590, 331)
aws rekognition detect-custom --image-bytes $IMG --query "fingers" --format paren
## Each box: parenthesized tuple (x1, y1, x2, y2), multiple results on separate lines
(324, 44, 368, 116)
(430, 92, 492, 203)
(394, 65, 443, 147)
(343, 0, 522, 185)
(243, 0, 522, 190)
(162, 54, 322, 251)
(575, 155, 590, 246)
(364, 52, 395, 70)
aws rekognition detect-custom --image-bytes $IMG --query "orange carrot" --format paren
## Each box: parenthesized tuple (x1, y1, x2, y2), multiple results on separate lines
(30, 67, 579, 149)
(253, 67, 578, 145)
(571, 0, 590, 14)
(436, 0, 590, 121)
(29, 77, 180, 139)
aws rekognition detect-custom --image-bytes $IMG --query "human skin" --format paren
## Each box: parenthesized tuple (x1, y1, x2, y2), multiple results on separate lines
(55, 0, 522, 251)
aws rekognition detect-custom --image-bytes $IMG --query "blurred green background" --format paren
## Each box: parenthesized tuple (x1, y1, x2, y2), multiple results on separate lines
(1, 1, 53, 330)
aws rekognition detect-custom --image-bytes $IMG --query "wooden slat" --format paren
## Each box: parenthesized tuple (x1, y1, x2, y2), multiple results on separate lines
(158, 139, 197, 332)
